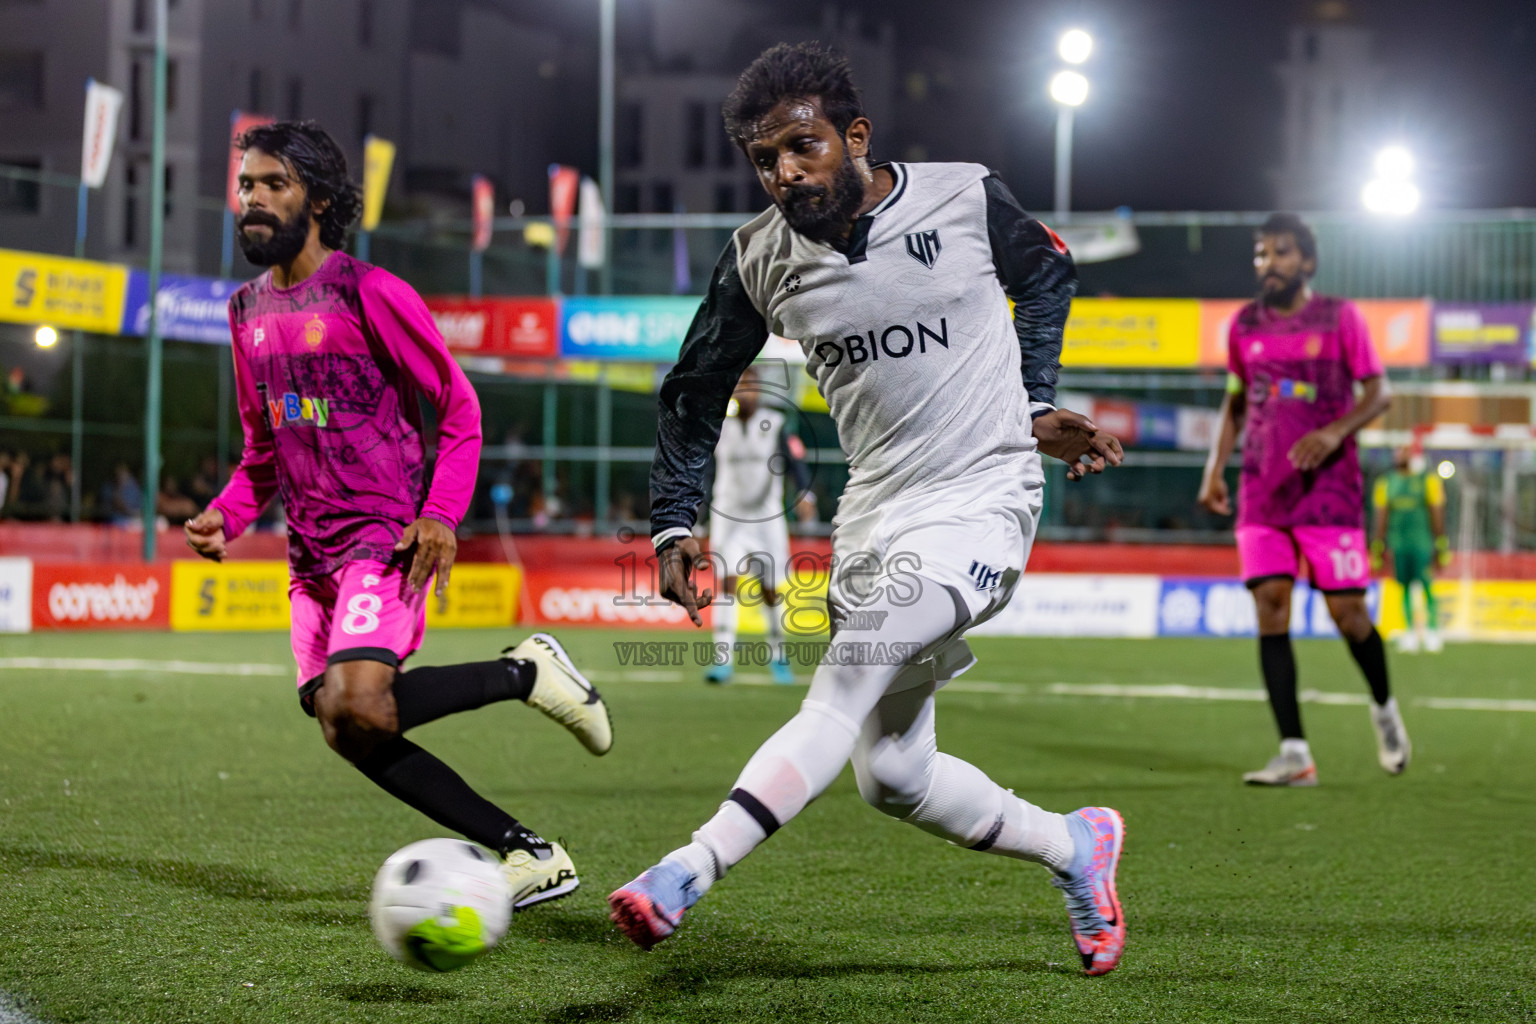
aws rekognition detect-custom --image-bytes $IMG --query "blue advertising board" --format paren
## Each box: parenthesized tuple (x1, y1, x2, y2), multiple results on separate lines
(559, 295, 702, 362)
(1157, 577, 1381, 638)
(121, 271, 242, 344)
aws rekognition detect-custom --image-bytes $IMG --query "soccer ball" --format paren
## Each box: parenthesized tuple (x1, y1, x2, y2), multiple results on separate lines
(369, 838, 512, 972)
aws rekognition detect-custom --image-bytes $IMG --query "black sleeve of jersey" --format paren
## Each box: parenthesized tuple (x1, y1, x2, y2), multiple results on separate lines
(983, 172, 1078, 411)
(650, 242, 770, 538)
(776, 425, 812, 495)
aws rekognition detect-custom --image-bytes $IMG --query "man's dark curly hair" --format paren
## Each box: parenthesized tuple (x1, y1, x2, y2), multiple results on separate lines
(1258, 212, 1318, 267)
(722, 42, 865, 148)
(236, 120, 362, 250)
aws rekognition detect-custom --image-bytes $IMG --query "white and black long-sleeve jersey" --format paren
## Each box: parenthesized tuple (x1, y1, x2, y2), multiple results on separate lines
(650, 161, 1076, 547)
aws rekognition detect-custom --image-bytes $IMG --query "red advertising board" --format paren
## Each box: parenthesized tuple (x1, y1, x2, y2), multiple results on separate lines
(427, 297, 558, 358)
(521, 566, 702, 628)
(31, 563, 171, 630)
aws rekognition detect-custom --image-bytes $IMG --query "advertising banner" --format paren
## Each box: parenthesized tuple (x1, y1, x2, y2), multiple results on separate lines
(1063, 299, 1201, 367)
(426, 296, 558, 357)
(471, 174, 495, 253)
(0, 248, 128, 333)
(521, 566, 698, 628)
(121, 271, 239, 344)
(969, 574, 1162, 638)
(1430, 303, 1534, 365)
(1157, 577, 1381, 638)
(1088, 399, 1138, 446)
(170, 560, 290, 631)
(424, 564, 521, 628)
(548, 164, 580, 255)
(225, 111, 274, 213)
(1357, 299, 1430, 367)
(0, 557, 32, 632)
(31, 563, 171, 630)
(361, 135, 396, 232)
(80, 79, 124, 189)
(577, 176, 605, 270)
(560, 295, 702, 362)
(1198, 299, 1246, 368)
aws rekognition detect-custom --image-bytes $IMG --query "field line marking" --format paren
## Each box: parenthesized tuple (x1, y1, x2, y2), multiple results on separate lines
(1416, 696, 1536, 713)
(0, 657, 289, 677)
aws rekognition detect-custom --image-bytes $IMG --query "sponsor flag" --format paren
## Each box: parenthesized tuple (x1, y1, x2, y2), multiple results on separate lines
(225, 111, 274, 214)
(577, 176, 605, 269)
(548, 164, 579, 256)
(361, 135, 396, 232)
(471, 174, 495, 252)
(80, 79, 124, 189)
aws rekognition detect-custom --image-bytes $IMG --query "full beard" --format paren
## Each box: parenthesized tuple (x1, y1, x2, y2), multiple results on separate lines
(1259, 274, 1306, 309)
(778, 151, 867, 245)
(238, 209, 311, 267)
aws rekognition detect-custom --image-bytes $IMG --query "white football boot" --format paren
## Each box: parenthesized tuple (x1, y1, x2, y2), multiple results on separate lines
(504, 841, 580, 910)
(504, 633, 613, 756)
(1243, 747, 1318, 786)
(1370, 696, 1411, 775)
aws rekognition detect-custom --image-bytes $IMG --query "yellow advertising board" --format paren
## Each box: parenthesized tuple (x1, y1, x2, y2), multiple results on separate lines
(171, 560, 291, 631)
(425, 564, 522, 629)
(0, 248, 128, 333)
(1062, 298, 1202, 368)
(361, 135, 396, 232)
(1379, 578, 1536, 641)
(735, 568, 829, 636)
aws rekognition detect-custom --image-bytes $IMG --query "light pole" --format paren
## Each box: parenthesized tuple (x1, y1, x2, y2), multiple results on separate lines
(1050, 29, 1091, 220)
(598, 0, 615, 294)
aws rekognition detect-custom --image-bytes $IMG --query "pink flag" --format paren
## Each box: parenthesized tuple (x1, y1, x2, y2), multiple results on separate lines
(471, 174, 494, 252)
(548, 164, 579, 256)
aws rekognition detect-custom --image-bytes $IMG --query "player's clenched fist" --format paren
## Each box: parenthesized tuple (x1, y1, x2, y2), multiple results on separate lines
(659, 536, 714, 627)
(1033, 409, 1125, 481)
(184, 507, 227, 562)
(1197, 475, 1232, 516)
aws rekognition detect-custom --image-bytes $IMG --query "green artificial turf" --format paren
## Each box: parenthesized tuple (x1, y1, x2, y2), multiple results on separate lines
(0, 628, 1533, 1023)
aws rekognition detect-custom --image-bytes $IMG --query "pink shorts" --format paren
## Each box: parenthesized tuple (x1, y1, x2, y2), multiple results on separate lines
(1236, 524, 1371, 592)
(289, 558, 427, 699)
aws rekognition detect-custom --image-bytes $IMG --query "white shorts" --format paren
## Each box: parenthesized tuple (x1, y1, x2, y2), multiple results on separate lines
(828, 459, 1044, 690)
(710, 512, 792, 589)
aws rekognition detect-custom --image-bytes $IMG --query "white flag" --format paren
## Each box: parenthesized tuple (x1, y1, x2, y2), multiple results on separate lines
(80, 78, 124, 189)
(577, 176, 606, 270)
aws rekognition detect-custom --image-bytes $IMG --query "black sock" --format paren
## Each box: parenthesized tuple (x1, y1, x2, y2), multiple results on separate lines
(1346, 628, 1392, 706)
(354, 738, 547, 856)
(392, 659, 534, 732)
(1259, 633, 1304, 740)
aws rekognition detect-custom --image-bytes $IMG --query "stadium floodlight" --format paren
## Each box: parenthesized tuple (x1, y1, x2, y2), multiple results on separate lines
(34, 325, 58, 348)
(1058, 29, 1093, 65)
(1050, 70, 1090, 107)
(1363, 145, 1421, 215)
(1438, 460, 1456, 480)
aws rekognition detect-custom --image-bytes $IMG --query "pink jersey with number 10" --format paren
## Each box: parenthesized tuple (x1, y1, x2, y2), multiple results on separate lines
(1227, 294, 1382, 529)
(211, 251, 482, 578)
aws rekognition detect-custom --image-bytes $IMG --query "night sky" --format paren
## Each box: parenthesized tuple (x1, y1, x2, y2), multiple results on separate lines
(501, 0, 1536, 213)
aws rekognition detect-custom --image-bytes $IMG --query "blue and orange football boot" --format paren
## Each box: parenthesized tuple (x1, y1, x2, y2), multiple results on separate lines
(1051, 806, 1126, 976)
(608, 860, 703, 950)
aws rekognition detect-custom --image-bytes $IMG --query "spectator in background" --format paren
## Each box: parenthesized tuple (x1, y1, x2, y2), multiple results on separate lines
(0, 450, 17, 515)
(42, 453, 72, 522)
(100, 461, 143, 526)
(189, 456, 221, 508)
(156, 475, 201, 525)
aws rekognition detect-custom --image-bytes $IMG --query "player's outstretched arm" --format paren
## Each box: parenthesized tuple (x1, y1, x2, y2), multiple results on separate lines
(1198, 386, 1246, 515)
(201, 305, 280, 548)
(650, 242, 768, 614)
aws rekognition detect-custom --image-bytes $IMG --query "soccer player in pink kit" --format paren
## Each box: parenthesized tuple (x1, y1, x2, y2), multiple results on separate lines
(184, 122, 612, 906)
(1199, 213, 1410, 786)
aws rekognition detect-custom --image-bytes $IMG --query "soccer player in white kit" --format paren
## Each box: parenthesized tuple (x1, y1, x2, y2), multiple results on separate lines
(705, 365, 816, 685)
(609, 43, 1130, 976)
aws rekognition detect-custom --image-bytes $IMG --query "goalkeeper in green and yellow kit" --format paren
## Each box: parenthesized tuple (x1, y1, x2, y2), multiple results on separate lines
(1371, 446, 1450, 653)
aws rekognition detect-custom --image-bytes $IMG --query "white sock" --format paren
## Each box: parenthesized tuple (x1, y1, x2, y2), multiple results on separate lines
(713, 595, 737, 664)
(1281, 737, 1311, 760)
(663, 799, 767, 895)
(904, 754, 1075, 871)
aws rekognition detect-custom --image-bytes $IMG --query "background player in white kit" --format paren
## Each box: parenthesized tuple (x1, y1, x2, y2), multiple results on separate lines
(706, 364, 816, 685)
(609, 43, 1131, 976)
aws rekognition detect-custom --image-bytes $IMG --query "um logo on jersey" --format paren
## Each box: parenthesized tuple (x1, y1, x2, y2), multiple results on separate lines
(904, 229, 942, 269)
(969, 560, 1002, 591)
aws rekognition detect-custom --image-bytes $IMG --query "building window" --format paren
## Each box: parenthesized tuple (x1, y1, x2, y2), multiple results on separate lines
(357, 93, 375, 140)
(684, 101, 706, 169)
(124, 162, 139, 247)
(129, 59, 144, 139)
(651, 182, 673, 214)
(165, 59, 178, 113)
(133, 0, 149, 32)
(617, 102, 643, 169)
(287, 0, 301, 30)
(286, 76, 302, 120)
(248, 67, 262, 113)
(615, 183, 640, 214)
(713, 183, 734, 213)
(0, 158, 41, 213)
(358, 0, 374, 48)
(162, 163, 173, 219)
(0, 51, 44, 110)
(250, 0, 261, 21)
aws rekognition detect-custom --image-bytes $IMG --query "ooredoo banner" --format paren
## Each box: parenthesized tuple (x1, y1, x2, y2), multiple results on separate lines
(521, 566, 698, 628)
(30, 563, 171, 630)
